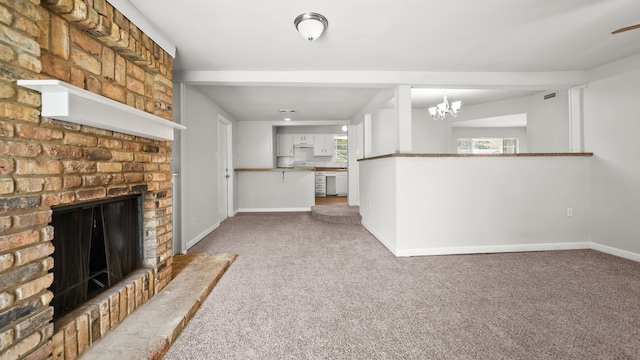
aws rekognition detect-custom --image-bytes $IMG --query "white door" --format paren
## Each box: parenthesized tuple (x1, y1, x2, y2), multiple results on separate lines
(218, 120, 229, 221)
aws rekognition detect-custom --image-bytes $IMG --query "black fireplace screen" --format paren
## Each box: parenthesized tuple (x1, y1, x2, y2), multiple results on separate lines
(51, 195, 142, 320)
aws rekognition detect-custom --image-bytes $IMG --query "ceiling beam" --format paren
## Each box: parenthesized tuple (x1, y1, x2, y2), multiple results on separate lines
(175, 70, 588, 90)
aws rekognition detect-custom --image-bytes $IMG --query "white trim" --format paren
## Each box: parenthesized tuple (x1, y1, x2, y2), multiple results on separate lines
(395, 242, 591, 257)
(186, 223, 219, 249)
(591, 243, 640, 263)
(363, 114, 372, 158)
(105, 0, 176, 58)
(238, 207, 311, 213)
(361, 221, 398, 256)
(395, 85, 412, 153)
(218, 114, 234, 218)
(17, 80, 185, 141)
(178, 83, 188, 253)
(568, 85, 587, 152)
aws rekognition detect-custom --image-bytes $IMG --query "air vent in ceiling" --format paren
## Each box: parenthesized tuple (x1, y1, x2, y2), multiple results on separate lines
(279, 109, 297, 113)
(543, 92, 557, 100)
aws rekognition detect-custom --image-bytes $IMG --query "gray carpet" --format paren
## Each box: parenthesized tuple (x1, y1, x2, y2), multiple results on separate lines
(164, 212, 640, 359)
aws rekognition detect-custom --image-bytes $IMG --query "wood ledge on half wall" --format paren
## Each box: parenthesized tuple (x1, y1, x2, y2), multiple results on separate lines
(358, 152, 594, 162)
(235, 168, 316, 172)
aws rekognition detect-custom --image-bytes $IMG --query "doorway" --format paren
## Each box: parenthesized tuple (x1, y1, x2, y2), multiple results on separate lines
(218, 115, 233, 220)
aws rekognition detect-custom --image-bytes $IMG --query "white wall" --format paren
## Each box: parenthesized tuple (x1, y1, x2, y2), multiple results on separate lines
(347, 124, 360, 206)
(360, 156, 591, 256)
(181, 85, 219, 248)
(411, 108, 451, 153)
(449, 93, 570, 153)
(370, 108, 396, 156)
(359, 157, 398, 252)
(452, 96, 531, 123)
(236, 121, 274, 168)
(527, 90, 570, 152)
(584, 56, 640, 259)
(452, 127, 528, 153)
(178, 84, 238, 250)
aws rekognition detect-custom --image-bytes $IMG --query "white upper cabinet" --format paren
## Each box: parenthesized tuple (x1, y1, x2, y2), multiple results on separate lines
(277, 134, 294, 156)
(314, 134, 334, 156)
(293, 134, 315, 145)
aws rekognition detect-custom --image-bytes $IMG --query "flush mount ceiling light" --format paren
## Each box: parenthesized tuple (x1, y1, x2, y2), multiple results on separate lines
(294, 12, 328, 42)
(280, 108, 296, 121)
(428, 95, 462, 121)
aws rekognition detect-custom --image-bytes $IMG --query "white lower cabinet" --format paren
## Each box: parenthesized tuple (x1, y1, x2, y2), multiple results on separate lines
(315, 172, 326, 196)
(336, 172, 348, 196)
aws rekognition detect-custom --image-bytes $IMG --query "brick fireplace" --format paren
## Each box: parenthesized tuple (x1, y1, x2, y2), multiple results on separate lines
(0, 1, 176, 359)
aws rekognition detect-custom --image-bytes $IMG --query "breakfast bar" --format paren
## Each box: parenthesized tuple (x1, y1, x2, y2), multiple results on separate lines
(235, 168, 315, 212)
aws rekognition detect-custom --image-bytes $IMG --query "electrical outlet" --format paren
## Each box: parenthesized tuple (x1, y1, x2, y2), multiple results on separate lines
(566, 208, 573, 217)
(192, 217, 197, 225)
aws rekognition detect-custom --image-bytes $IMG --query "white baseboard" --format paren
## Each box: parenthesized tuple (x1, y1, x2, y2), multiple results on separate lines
(238, 207, 311, 213)
(186, 222, 219, 249)
(395, 242, 592, 257)
(591, 242, 640, 262)
(361, 221, 398, 255)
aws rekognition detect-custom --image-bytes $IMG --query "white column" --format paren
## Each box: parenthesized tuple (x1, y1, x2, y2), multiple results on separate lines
(568, 85, 587, 152)
(395, 84, 412, 153)
(347, 124, 359, 206)
(364, 113, 372, 158)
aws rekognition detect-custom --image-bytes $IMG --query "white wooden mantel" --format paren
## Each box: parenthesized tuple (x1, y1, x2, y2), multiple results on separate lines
(17, 79, 185, 141)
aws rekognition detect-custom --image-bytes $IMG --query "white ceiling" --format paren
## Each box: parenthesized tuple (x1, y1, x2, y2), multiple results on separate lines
(126, 0, 640, 123)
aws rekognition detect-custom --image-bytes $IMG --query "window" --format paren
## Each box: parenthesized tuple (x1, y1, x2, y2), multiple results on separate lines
(333, 135, 348, 163)
(457, 138, 519, 154)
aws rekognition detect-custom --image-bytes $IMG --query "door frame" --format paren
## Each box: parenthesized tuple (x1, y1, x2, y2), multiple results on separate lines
(218, 114, 234, 218)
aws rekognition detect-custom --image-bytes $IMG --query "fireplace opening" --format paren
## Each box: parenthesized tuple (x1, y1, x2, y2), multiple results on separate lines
(50, 195, 143, 320)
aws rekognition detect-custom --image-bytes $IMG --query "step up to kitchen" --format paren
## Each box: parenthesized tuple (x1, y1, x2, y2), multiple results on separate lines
(311, 205, 361, 224)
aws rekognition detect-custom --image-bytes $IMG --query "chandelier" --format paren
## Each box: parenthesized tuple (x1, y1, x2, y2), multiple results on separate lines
(428, 95, 461, 120)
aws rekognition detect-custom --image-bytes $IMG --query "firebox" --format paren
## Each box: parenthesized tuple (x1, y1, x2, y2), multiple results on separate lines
(50, 195, 143, 320)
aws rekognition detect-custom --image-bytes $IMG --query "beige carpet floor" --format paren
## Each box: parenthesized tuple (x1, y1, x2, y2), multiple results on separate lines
(164, 212, 640, 359)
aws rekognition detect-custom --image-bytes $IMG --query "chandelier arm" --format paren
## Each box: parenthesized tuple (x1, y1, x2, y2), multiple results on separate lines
(428, 94, 461, 120)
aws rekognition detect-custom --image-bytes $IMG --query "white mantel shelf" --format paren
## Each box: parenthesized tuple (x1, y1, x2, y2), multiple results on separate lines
(17, 79, 185, 141)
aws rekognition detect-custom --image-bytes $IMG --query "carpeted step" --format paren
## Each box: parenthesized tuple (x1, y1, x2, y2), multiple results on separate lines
(311, 205, 361, 224)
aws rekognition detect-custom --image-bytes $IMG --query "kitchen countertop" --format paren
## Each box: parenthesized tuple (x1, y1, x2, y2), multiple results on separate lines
(314, 167, 347, 172)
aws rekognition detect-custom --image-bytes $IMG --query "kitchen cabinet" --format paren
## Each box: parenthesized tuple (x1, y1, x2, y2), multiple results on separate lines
(293, 134, 314, 146)
(315, 171, 327, 196)
(314, 134, 334, 156)
(277, 134, 294, 156)
(336, 172, 348, 196)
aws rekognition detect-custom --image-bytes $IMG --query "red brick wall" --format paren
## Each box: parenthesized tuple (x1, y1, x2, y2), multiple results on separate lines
(0, 1, 175, 359)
